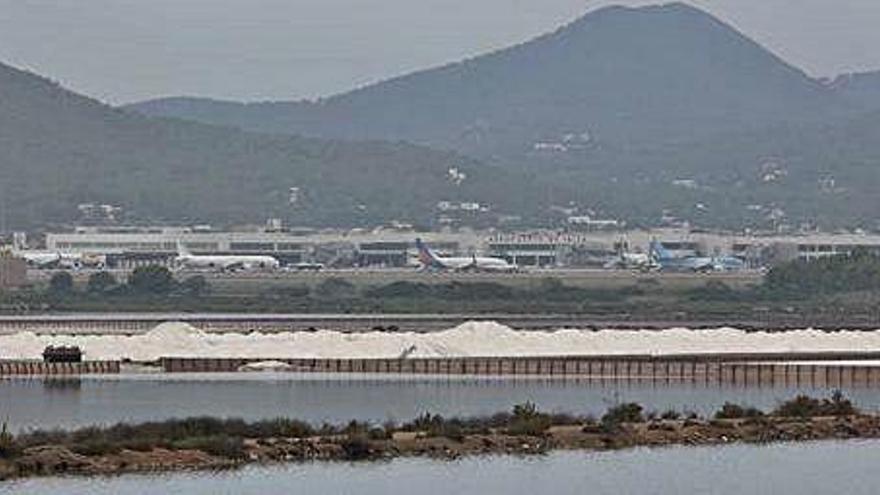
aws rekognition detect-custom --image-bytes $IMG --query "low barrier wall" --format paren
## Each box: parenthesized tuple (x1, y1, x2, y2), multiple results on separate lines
(159, 354, 880, 387)
(0, 361, 120, 376)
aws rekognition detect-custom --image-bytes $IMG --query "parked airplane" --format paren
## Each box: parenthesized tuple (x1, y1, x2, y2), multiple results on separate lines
(14, 251, 105, 270)
(174, 244, 280, 272)
(604, 243, 659, 271)
(415, 238, 517, 272)
(16, 251, 63, 268)
(648, 240, 745, 272)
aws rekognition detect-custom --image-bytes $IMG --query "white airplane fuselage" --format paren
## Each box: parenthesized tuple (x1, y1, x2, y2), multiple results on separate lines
(174, 253, 280, 272)
(432, 256, 516, 272)
(415, 238, 516, 272)
(16, 251, 105, 270)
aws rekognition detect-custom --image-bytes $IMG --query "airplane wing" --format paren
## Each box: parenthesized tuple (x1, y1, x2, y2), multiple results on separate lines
(222, 261, 247, 271)
(689, 258, 718, 272)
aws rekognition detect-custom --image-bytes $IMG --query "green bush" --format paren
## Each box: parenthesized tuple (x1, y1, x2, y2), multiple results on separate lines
(247, 418, 314, 438)
(407, 413, 466, 441)
(824, 390, 857, 417)
(507, 402, 552, 436)
(0, 422, 19, 459)
(774, 391, 858, 418)
(86, 271, 117, 293)
(48, 271, 74, 295)
(774, 395, 822, 418)
(601, 403, 644, 430)
(660, 410, 681, 420)
(128, 265, 176, 295)
(714, 402, 764, 420)
(765, 251, 880, 296)
(340, 434, 372, 460)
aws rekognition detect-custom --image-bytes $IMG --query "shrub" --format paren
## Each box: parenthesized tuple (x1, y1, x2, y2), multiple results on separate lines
(507, 402, 552, 436)
(0, 422, 19, 459)
(340, 435, 372, 460)
(687, 280, 741, 302)
(86, 271, 117, 293)
(714, 402, 764, 420)
(247, 418, 314, 438)
(48, 271, 74, 295)
(406, 413, 466, 441)
(773, 395, 823, 419)
(601, 403, 644, 430)
(128, 265, 176, 295)
(824, 390, 857, 417)
(660, 410, 681, 421)
(367, 427, 390, 441)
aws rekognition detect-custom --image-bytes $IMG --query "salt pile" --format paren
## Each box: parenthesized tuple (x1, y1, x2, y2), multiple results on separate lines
(1, 321, 880, 361)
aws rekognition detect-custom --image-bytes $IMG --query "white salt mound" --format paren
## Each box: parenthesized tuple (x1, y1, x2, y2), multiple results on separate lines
(237, 360, 294, 372)
(1, 320, 879, 362)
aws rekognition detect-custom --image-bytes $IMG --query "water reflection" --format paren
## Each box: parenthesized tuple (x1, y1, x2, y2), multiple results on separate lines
(40, 377, 83, 392)
(4, 441, 880, 495)
(2, 373, 880, 432)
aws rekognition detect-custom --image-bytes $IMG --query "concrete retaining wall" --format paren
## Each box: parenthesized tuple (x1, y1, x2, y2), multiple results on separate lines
(0, 361, 120, 376)
(159, 355, 880, 386)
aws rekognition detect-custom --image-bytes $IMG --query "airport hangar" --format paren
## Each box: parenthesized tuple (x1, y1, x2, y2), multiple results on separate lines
(40, 227, 880, 270)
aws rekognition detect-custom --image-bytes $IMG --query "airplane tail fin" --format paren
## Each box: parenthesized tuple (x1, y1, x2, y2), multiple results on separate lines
(649, 239, 671, 261)
(415, 238, 438, 267)
(176, 241, 191, 256)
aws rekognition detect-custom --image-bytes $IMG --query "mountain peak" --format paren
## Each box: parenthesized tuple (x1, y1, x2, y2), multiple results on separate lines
(568, 2, 723, 28)
(128, 3, 826, 152)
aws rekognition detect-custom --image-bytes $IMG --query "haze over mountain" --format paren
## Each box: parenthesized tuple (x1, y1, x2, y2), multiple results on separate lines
(830, 70, 880, 108)
(126, 3, 880, 230)
(4, 3, 880, 231)
(0, 62, 545, 229)
(129, 3, 850, 156)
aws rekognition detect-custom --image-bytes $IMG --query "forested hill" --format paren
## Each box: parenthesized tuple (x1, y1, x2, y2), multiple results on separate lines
(127, 3, 842, 155)
(0, 62, 546, 229)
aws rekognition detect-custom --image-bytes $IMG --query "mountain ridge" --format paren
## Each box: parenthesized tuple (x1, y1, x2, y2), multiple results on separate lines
(126, 2, 842, 155)
(0, 61, 547, 229)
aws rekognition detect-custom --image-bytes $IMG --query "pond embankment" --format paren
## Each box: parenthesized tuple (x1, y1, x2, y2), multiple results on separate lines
(0, 393, 875, 481)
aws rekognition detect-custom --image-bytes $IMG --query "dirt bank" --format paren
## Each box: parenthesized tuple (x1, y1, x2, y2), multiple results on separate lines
(2, 405, 879, 481)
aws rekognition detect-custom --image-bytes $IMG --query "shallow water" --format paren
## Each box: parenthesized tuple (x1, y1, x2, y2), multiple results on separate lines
(2, 373, 879, 431)
(4, 441, 880, 495)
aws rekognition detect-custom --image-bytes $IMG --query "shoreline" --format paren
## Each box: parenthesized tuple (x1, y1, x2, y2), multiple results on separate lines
(1, 394, 876, 481)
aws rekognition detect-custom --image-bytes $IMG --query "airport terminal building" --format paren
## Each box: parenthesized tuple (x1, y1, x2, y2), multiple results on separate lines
(42, 226, 880, 269)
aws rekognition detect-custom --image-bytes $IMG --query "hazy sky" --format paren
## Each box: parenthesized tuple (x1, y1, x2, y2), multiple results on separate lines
(1, 0, 879, 104)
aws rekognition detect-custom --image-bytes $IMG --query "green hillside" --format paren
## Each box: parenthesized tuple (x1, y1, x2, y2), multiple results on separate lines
(0, 63, 547, 229)
(124, 3, 880, 230)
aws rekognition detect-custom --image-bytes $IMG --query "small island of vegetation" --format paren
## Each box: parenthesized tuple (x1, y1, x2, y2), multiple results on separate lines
(0, 392, 875, 481)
